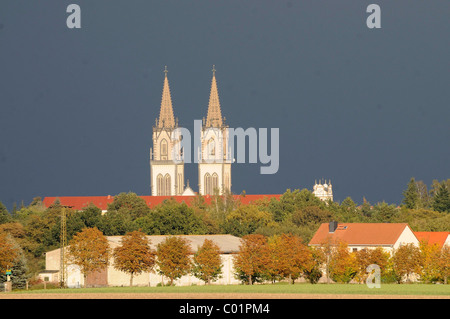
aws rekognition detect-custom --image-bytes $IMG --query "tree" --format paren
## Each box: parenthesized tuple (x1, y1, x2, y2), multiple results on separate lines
(0, 201, 11, 224)
(392, 243, 422, 283)
(107, 192, 150, 219)
(270, 234, 314, 284)
(156, 236, 192, 285)
(192, 239, 223, 285)
(328, 241, 358, 283)
(113, 231, 156, 287)
(432, 182, 450, 213)
(419, 240, 442, 283)
(68, 227, 110, 288)
(354, 247, 390, 283)
(0, 233, 19, 273)
(222, 205, 272, 237)
(136, 200, 208, 235)
(402, 178, 419, 209)
(233, 234, 271, 285)
(436, 245, 450, 284)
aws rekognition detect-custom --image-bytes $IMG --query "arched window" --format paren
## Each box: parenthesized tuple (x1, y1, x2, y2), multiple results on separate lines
(204, 173, 211, 195)
(178, 173, 183, 194)
(161, 139, 168, 160)
(165, 174, 171, 196)
(157, 174, 164, 196)
(212, 173, 219, 193)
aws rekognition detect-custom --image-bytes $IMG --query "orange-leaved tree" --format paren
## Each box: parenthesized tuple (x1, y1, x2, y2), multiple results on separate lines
(233, 234, 271, 285)
(156, 236, 192, 286)
(113, 230, 156, 287)
(68, 227, 110, 288)
(437, 245, 450, 284)
(192, 239, 223, 285)
(354, 247, 390, 284)
(0, 233, 19, 273)
(328, 241, 358, 283)
(392, 243, 422, 283)
(419, 240, 442, 283)
(274, 233, 314, 284)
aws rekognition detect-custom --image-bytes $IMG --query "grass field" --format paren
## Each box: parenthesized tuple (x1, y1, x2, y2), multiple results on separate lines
(5, 283, 450, 297)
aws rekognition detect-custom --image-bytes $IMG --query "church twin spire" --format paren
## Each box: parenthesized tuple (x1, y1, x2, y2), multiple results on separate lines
(205, 65, 224, 128)
(157, 65, 224, 129)
(157, 66, 176, 129)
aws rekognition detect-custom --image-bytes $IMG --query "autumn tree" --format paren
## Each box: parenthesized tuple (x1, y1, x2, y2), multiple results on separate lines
(0, 233, 19, 273)
(303, 246, 325, 284)
(233, 234, 271, 285)
(328, 241, 358, 283)
(418, 240, 442, 283)
(68, 227, 110, 288)
(392, 243, 422, 283)
(437, 245, 450, 284)
(354, 247, 390, 283)
(270, 234, 314, 284)
(156, 236, 192, 286)
(192, 239, 223, 285)
(113, 231, 156, 287)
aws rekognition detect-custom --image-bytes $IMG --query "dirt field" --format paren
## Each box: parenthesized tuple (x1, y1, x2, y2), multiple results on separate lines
(1, 292, 449, 299)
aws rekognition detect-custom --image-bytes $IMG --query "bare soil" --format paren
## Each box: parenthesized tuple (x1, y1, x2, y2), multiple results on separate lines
(1, 292, 448, 299)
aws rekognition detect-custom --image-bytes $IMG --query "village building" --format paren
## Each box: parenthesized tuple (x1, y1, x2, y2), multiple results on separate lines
(40, 234, 242, 288)
(414, 231, 450, 247)
(308, 222, 420, 253)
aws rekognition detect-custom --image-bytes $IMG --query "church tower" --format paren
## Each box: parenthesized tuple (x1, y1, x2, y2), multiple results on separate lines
(198, 66, 232, 195)
(150, 67, 184, 196)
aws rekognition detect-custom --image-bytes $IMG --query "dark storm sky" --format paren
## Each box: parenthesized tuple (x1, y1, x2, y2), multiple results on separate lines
(0, 1, 449, 209)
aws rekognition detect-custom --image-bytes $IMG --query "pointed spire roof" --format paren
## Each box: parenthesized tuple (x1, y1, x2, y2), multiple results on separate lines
(157, 66, 176, 129)
(205, 65, 224, 127)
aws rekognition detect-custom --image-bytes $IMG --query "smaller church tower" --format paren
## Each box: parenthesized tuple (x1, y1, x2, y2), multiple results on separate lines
(150, 67, 184, 196)
(198, 66, 232, 195)
(313, 179, 333, 202)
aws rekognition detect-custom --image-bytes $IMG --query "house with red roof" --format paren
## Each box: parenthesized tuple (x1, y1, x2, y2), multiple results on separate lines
(414, 231, 450, 247)
(308, 222, 420, 253)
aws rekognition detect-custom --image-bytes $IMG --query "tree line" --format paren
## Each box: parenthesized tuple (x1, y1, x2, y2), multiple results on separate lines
(0, 178, 449, 286)
(4, 227, 447, 288)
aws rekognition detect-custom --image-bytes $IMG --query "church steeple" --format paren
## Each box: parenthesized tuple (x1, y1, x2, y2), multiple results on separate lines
(157, 66, 176, 129)
(205, 65, 224, 128)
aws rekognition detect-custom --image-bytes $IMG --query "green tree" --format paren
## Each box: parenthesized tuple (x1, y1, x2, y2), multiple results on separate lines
(136, 200, 208, 235)
(107, 192, 150, 219)
(402, 178, 419, 209)
(0, 201, 11, 224)
(432, 182, 450, 213)
(221, 205, 273, 237)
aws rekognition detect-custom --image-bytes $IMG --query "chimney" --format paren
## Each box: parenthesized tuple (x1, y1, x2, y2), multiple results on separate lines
(329, 221, 338, 233)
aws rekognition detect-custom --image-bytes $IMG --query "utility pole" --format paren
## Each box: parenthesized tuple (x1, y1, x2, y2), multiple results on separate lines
(60, 206, 68, 288)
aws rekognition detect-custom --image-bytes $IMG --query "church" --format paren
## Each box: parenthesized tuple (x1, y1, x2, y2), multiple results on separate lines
(150, 66, 232, 197)
(42, 66, 333, 210)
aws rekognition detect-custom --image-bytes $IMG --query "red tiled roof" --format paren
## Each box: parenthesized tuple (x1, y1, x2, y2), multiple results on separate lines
(414, 232, 450, 247)
(42, 194, 282, 211)
(309, 222, 412, 246)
